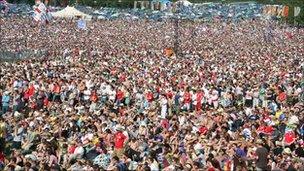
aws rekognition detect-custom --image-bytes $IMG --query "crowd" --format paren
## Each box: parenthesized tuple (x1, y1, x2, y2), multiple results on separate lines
(0, 15, 304, 171)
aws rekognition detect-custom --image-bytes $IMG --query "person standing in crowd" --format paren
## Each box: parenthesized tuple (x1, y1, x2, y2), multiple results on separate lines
(114, 126, 127, 158)
(1, 91, 10, 115)
(255, 140, 270, 171)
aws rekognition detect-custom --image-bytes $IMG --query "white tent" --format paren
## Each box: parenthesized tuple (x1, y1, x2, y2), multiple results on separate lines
(176, 0, 192, 7)
(51, 6, 92, 19)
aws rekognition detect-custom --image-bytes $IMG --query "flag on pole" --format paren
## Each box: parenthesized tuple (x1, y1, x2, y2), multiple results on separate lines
(294, 7, 301, 17)
(282, 6, 289, 17)
(77, 19, 86, 30)
(33, 1, 51, 24)
(0, 0, 9, 14)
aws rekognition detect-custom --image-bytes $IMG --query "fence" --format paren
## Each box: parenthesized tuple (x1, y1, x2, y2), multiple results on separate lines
(0, 50, 47, 62)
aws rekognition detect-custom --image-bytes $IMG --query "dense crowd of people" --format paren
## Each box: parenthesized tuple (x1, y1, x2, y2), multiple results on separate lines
(0, 15, 304, 171)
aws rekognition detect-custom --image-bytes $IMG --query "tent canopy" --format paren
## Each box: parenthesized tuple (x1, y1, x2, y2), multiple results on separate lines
(152, 0, 171, 3)
(176, 0, 192, 6)
(51, 6, 92, 19)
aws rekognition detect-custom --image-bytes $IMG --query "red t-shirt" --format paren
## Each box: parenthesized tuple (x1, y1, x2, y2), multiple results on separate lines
(166, 91, 173, 99)
(91, 92, 98, 102)
(53, 84, 61, 94)
(116, 90, 124, 101)
(24, 90, 31, 100)
(24, 85, 35, 99)
(146, 92, 153, 102)
(207, 167, 216, 171)
(114, 132, 126, 149)
(257, 125, 273, 135)
(161, 119, 169, 130)
(284, 131, 296, 145)
(43, 97, 49, 106)
(184, 92, 191, 104)
(68, 146, 76, 154)
(278, 92, 287, 102)
(28, 85, 35, 97)
(196, 92, 204, 102)
(199, 126, 208, 135)
(0, 152, 4, 163)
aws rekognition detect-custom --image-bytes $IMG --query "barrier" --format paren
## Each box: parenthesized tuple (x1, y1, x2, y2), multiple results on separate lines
(0, 50, 47, 61)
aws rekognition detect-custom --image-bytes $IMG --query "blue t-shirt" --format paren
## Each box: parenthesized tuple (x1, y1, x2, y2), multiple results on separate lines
(117, 162, 127, 171)
(235, 148, 246, 158)
(2, 95, 10, 106)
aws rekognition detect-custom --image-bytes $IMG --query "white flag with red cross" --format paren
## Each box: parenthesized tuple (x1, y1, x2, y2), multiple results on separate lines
(33, 0, 51, 24)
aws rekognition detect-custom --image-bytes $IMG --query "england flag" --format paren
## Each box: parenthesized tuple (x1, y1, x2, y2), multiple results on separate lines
(33, 1, 51, 24)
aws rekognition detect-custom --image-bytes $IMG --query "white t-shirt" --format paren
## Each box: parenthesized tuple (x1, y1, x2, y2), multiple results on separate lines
(13, 127, 24, 142)
(74, 146, 84, 157)
(161, 98, 168, 106)
(109, 90, 116, 101)
(83, 89, 91, 100)
(150, 160, 159, 171)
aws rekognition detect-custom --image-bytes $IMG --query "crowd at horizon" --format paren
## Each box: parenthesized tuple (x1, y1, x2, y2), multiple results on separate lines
(0, 16, 303, 171)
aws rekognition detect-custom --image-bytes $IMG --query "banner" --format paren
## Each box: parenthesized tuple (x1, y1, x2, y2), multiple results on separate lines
(263, 5, 287, 17)
(294, 7, 301, 17)
(276, 5, 283, 17)
(270, 6, 277, 16)
(262, 5, 270, 15)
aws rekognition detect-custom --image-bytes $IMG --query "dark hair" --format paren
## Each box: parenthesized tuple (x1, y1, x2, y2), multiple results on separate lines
(113, 156, 120, 162)
(143, 164, 151, 171)
(11, 157, 17, 163)
(105, 129, 111, 134)
(8, 164, 16, 170)
(25, 162, 31, 168)
(208, 153, 214, 160)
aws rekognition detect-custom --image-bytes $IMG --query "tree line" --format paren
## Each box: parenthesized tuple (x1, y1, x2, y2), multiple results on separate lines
(7, 0, 304, 25)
